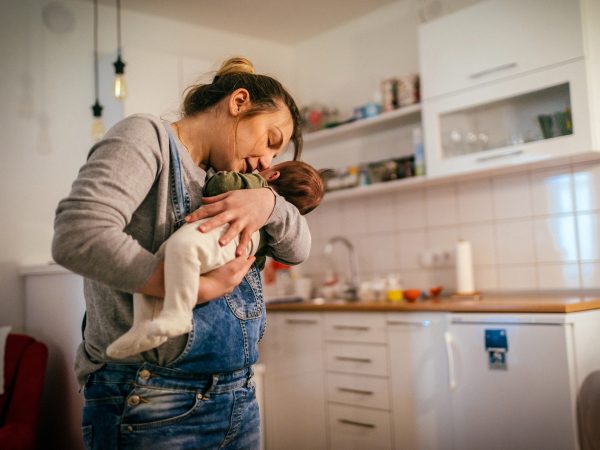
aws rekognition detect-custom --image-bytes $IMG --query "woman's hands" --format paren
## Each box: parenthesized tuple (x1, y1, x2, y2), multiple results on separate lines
(197, 254, 256, 303)
(185, 188, 276, 256)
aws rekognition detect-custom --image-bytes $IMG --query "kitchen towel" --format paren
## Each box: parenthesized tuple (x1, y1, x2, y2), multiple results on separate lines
(456, 240, 475, 294)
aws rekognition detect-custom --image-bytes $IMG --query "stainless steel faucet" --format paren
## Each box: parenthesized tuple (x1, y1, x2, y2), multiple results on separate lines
(323, 236, 360, 301)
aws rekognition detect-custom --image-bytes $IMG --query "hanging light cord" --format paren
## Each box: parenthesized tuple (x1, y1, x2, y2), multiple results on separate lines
(93, 0, 99, 102)
(116, 0, 122, 56)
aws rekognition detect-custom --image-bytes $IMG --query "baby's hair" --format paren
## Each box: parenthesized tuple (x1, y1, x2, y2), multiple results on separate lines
(268, 161, 326, 215)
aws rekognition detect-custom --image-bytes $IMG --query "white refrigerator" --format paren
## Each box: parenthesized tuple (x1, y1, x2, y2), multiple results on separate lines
(445, 311, 600, 450)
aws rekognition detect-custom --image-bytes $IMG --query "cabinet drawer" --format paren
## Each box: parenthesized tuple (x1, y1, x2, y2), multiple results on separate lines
(324, 313, 386, 343)
(326, 342, 388, 376)
(419, 0, 584, 99)
(328, 404, 392, 450)
(327, 372, 390, 410)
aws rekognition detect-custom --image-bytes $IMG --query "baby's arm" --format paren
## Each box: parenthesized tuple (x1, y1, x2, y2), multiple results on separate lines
(203, 171, 268, 197)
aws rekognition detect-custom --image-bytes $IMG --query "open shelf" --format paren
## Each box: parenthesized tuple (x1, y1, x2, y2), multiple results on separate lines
(321, 151, 600, 203)
(303, 104, 421, 147)
(323, 176, 427, 202)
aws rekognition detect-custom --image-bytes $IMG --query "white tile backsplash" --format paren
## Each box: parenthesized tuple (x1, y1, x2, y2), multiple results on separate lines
(401, 270, 430, 291)
(361, 233, 398, 274)
(366, 193, 398, 233)
(427, 226, 459, 254)
(530, 167, 574, 216)
(495, 220, 536, 265)
(573, 162, 600, 212)
(533, 215, 578, 263)
(497, 265, 538, 291)
(581, 262, 600, 289)
(536, 263, 580, 290)
(457, 178, 494, 224)
(398, 230, 428, 270)
(307, 160, 599, 293)
(492, 172, 533, 220)
(340, 197, 368, 236)
(576, 211, 600, 261)
(474, 266, 498, 291)
(426, 184, 458, 227)
(396, 190, 427, 230)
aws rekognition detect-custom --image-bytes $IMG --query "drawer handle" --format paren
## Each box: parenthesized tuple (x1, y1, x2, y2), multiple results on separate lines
(469, 62, 517, 79)
(338, 419, 376, 429)
(337, 387, 374, 396)
(285, 319, 318, 325)
(335, 356, 372, 363)
(333, 325, 370, 331)
(387, 320, 431, 327)
(475, 149, 523, 163)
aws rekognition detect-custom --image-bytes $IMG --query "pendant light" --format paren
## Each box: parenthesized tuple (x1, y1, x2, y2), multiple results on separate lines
(91, 0, 104, 140)
(113, 0, 127, 100)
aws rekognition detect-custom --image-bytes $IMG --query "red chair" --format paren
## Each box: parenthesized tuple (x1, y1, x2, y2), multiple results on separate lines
(0, 334, 48, 450)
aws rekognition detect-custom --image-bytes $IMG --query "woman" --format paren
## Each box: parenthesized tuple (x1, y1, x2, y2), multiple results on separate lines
(52, 57, 309, 449)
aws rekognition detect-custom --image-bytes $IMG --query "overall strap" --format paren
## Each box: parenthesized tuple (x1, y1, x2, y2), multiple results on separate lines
(82, 125, 192, 340)
(165, 124, 192, 230)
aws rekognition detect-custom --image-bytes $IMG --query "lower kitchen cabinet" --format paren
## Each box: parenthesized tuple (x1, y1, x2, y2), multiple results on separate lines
(387, 312, 453, 450)
(328, 404, 393, 450)
(324, 313, 392, 449)
(259, 313, 327, 450)
(260, 309, 600, 450)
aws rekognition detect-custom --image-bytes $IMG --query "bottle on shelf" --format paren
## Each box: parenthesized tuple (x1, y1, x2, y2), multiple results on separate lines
(413, 127, 425, 176)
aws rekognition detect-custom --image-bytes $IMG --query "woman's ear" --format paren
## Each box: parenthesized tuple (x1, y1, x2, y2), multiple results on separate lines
(230, 88, 250, 116)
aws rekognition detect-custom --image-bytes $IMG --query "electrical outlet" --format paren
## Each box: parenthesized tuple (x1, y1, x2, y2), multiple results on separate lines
(420, 249, 454, 268)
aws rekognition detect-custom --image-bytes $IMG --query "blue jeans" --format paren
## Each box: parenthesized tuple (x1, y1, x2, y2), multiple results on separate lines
(82, 265, 266, 449)
(82, 364, 260, 449)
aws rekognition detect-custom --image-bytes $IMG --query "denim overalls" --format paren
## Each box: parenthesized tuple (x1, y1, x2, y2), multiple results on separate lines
(81, 126, 266, 450)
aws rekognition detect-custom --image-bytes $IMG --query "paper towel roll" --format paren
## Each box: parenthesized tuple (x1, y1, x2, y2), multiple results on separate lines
(456, 240, 475, 294)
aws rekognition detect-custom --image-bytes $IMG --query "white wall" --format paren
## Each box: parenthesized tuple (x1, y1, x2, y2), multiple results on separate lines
(0, 0, 295, 331)
(292, 0, 480, 117)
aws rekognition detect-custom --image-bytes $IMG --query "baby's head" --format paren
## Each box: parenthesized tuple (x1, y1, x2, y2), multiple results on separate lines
(260, 161, 325, 215)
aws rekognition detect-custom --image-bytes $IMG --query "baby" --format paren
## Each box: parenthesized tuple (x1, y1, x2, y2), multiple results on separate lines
(107, 160, 325, 359)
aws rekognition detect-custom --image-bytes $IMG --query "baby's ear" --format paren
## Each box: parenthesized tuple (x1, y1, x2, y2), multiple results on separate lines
(266, 170, 281, 182)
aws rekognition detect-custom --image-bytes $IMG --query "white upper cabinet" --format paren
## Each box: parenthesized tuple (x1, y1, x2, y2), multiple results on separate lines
(419, 0, 584, 100)
(423, 59, 592, 177)
(419, 0, 600, 177)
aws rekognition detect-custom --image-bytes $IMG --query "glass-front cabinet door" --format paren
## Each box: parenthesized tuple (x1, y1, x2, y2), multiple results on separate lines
(423, 59, 593, 177)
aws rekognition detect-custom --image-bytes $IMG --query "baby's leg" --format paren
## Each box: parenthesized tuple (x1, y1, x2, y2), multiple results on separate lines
(148, 220, 260, 338)
(106, 294, 168, 359)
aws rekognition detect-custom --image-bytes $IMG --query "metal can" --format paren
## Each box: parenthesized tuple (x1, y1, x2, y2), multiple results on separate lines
(380, 78, 398, 112)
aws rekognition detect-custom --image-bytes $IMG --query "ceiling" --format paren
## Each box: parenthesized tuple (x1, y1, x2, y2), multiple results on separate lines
(89, 0, 400, 45)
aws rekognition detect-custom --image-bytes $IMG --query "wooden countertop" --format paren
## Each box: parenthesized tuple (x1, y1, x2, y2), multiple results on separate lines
(266, 295, 600, 313)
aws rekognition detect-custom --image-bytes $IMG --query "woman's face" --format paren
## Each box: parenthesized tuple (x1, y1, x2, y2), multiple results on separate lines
(212, 97, 294, 174)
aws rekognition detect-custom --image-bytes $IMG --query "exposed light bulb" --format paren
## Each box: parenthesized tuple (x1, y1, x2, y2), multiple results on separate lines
(114, 73, 127, 100)
(91, 100, 104, 141)
(113, 55, 127, 100)
(91, 117, 104, 141)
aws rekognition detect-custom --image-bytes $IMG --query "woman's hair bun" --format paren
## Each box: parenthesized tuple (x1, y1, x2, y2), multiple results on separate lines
(215, 57, 256, 80)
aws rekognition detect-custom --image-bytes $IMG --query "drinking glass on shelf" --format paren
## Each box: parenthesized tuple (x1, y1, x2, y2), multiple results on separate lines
(537, 114, 554, 139)
(554, 110, 572, 136)
(477, 132, 489, 150)
(449, 130, 463, 155)
(466, 131, 478, 151)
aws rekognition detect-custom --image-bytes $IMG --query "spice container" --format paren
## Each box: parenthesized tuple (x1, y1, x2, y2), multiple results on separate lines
(386, 274, 404, 302)
(381, 78, 398, 112)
